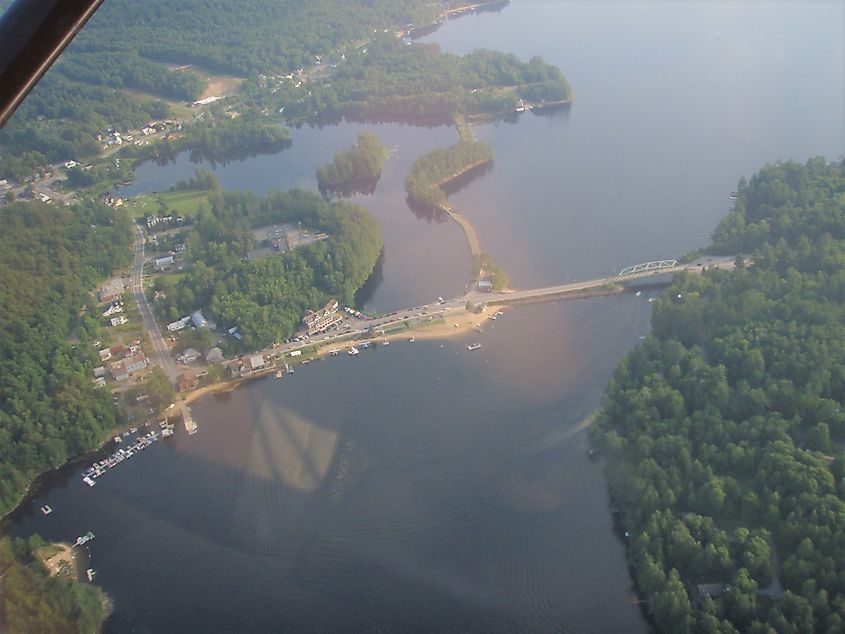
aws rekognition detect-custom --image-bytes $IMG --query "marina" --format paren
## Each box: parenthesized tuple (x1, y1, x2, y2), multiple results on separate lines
(81, 430, 161, 486)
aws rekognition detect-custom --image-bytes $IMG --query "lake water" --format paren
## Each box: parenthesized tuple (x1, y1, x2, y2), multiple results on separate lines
(8, 1, 843, 632)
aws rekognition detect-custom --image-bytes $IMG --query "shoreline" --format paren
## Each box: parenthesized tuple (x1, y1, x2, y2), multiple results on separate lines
(182, 305, 503, 403)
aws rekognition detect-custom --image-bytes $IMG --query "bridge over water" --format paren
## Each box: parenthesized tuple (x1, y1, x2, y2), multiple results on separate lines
(463, 256, 735, 305)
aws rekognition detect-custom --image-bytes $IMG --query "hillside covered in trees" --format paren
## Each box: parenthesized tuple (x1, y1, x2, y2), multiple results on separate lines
(590, 158, 845, 632)
(153, 185, 382, 349)
(317, 131, 388, 197)
(0, 200, 131, 517)
(252, 35, 571, 120)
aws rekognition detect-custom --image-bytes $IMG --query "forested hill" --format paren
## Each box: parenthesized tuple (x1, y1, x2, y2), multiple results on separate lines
(590, 157, 845, 632)
(70, 0, 438, 77)
(0, 201, 131, 516)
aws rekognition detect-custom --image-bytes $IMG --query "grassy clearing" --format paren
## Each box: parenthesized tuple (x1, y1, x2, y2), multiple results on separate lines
(129, 189, 210, 219)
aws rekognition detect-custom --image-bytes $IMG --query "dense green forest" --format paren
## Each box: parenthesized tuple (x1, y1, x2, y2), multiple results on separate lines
(153, 185, 382, 349)
(405, 124, 493, 209)
(0, 536, 105, 633)
(590, 158, 845, 632)
(71, 0, 439, 78)
(0, 201, 131, 516)
(0, 0, 437, 178)
(249, 35, 571, 120)
(317, 131, 388, 196)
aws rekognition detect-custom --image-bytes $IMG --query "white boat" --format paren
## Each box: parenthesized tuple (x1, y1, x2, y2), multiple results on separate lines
(348, 347, 359, 356)
(409, 336, 415, 343)
(275, 369, 284, 378)
(635, 291, 642, 297)
(329, 349, 340, 356)
(41, 505, 52, 515)
(382, 339, 390, 346)
(467, 343, 482, 351)
(83, 477, 96, 487)
(360, 341, 371, 349)
(113, 436, 121, 443)
(86, 568, 96, 582)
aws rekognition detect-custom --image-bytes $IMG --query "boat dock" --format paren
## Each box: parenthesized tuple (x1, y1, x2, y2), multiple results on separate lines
(81, 430, 160, 486)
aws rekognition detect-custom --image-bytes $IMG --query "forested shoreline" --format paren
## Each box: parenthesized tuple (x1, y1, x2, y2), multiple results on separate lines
(591, 158, 845, 632)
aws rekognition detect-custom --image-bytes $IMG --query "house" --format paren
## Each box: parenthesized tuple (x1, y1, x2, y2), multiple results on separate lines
(477, 280, 493, 291)
(109, 343, 127, 358)
(302, 299, 341, 335)
(154, 255, 174, 271)
(110, 363, 129, 382)
(110, 315, 128, 327)
(98, 348, 112, 362)
(102, 302, 123, 317)
(191, 310, 208, 329)
(93, 366, 106, 379)
(98, 278, 125, 303)
(244, 354, 265, 373)
(205, 347, 224, 364)
(124, 353, 148, 373)
(176, 371, 199, 393)
(167, 316, 191, 332)
(93, 376, 107, 387)
(178, 348, 201, 364)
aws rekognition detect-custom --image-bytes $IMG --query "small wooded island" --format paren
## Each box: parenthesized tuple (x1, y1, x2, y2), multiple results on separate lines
(317, 131, 388, 197)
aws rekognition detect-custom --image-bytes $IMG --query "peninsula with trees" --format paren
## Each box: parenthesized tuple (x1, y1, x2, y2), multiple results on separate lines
(590, 158, 845, 633)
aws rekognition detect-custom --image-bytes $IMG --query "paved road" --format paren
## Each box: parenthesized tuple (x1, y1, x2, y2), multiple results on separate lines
(131, 225, 178, 381)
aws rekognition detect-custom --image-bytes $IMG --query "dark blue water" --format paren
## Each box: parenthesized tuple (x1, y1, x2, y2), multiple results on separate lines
(9, 2, 844, 632)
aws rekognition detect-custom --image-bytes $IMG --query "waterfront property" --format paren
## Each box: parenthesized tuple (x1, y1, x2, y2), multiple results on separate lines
(302, 299, 341, 335)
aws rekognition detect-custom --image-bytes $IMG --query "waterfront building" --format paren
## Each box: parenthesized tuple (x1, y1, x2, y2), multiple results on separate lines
(302, 299, 341, 335)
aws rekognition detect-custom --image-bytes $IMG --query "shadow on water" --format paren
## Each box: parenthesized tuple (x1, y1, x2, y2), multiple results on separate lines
(530, 101, 573, 121)
(298, 113, 454, 131)
(441, 160, 495, 197)
(405, 196, 450, 224)
(318, 174, 380, 200)
(353, 248, 385, 308)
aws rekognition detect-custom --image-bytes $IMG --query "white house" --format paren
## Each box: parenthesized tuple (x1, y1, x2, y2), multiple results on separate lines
(155, 255, 174, 271)
(110, 315, 128, 327)
(178, 348, 201, 364)
(124, 353, 148, 373)
(167, 316, 191, 332)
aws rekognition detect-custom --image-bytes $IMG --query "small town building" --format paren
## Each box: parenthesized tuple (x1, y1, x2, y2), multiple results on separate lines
(124, 353, 148, 373)
(98, 348, 112, 362)
(93, 376, 107, 387)
(191, 310, 208, 329)
(167, 316, 191, 332)
(205, 347, 224, 364)
(477, 280, 493, 291)
(245, 354, 265, 373)
(102, 302, 123, 317)
(110, 315, 128, 327)
(154, 255, 174, 271)
(93, 366, 106, 378)
(302, 299, 341, 335)
(178, 348, 201, 364)
(110, 363, 129, 382)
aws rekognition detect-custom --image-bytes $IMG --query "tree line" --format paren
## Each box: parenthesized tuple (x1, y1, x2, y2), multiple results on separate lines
(0, 200, 132, 517)
(590, 157, 845, 632)
(248, 35, 571, 120)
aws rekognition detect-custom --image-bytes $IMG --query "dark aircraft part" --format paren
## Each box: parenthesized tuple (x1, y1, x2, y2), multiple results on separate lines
(0, 0, 104, 127)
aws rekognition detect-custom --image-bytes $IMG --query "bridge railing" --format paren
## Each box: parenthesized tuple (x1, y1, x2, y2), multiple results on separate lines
(617, 259, 678, 277)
